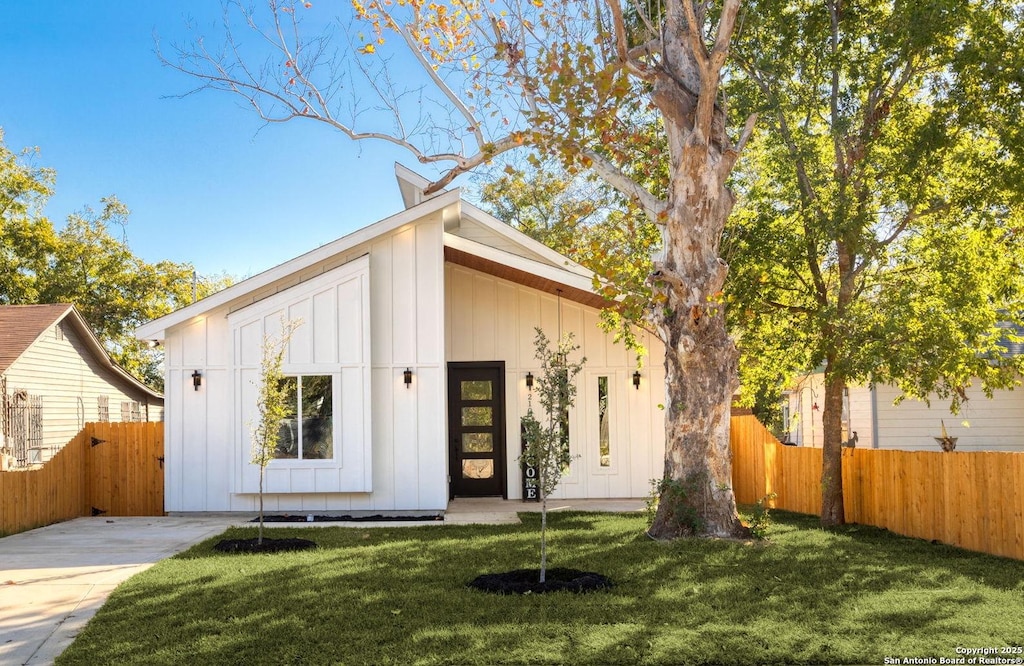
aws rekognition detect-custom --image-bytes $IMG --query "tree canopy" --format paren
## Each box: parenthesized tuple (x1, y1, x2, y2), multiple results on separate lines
(0, 130, 231, 390)
(723, 0, 1024, 524)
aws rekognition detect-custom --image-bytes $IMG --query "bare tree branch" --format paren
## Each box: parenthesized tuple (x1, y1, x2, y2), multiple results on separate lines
(582, 149, 666, 224)
(605, 0, 657, 80)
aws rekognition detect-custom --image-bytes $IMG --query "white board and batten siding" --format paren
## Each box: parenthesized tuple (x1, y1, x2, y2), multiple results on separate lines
(3, 321, 162, 456)
(162, 214, 448, 512)
(228, 257, 372, 496)
(445, 263, 666, 500)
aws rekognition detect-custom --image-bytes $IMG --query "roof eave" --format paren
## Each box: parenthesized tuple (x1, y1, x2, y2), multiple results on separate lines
(136, 189, 463, 340)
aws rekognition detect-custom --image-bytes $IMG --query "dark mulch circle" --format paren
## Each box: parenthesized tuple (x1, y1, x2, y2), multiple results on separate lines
(249, 513, 443, 523)
(467, 568, 613, 595)
(213, 537, 318, 554)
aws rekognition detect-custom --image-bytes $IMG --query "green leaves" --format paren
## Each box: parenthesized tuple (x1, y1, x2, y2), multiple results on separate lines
(726, 0, 1024, 420)
(0, 129, 233, 391)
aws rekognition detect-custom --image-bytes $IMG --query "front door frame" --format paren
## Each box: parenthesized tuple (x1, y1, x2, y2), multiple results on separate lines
(447, 361, 507, 499)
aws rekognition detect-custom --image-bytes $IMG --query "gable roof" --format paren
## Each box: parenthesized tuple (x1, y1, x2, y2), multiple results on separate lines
(0, 303, 162, 400)
(393, 163, 591, 276)
(138, 166, 612, 341)
(136, 186, 463, 341)
(0, 304, 73, 374)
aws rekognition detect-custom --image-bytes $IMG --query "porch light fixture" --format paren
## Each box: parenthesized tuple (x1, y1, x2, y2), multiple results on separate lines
(632, 370, 641, 390)
(404, 368, 413, 388)
(525, 372, 534, 390)
(192, 370, 202, 391)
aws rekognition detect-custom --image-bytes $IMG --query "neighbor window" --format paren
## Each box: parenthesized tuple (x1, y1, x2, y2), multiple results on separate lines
(597, 376, 610, 467)
(274, 375, 333, 460)
(97, 396, 109, 422)
(120, 401, 140, 422)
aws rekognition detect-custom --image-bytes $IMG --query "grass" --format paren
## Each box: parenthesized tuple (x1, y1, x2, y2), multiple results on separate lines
(57, 510, 1024, 665)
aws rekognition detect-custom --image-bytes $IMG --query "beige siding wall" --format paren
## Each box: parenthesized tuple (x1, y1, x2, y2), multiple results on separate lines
(785, 373, 874, 449)
(785, 372, 1024, 452)
(2, 322, 162, 461)
(445, 263, 666, 499)
(875, 382, 1024, 452)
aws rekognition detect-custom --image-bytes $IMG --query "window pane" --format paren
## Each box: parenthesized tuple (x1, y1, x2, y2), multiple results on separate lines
(462, 406, 492, 427)
(598, 376, 610, 467)
(462, 433, 493, 453)
(461, 380, 492, 401)
(300, 376, 333, 459)
(463, 459, 494, 479)
(274, 377, 299, 459)
(559, 369, 570, 473)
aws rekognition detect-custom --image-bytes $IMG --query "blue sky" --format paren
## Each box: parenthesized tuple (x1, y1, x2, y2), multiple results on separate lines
(0, 2, 465, 279)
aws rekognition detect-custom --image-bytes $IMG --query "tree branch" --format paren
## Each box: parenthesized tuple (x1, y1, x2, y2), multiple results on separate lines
(582, 149, 666, 224)
(394, 22, 487, 148)
(604, 0, 657, 80)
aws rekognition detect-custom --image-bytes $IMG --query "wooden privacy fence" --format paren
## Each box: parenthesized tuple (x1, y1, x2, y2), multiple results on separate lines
(0, 421, 164, 536)
(730, 414, 1024, 561)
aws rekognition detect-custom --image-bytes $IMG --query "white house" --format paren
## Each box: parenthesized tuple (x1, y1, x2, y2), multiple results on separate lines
(784, 369, 1024, 452)
(136, 165, 666, 514)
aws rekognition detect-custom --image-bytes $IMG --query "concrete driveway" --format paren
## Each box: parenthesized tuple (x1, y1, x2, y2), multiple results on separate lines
(0, 516, 238, 666)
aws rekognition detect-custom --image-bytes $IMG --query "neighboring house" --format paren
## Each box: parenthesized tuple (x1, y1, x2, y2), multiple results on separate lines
(0, 304, 164, 468)
(136, 164, 667, 514)
(784, 360, 1024, 452)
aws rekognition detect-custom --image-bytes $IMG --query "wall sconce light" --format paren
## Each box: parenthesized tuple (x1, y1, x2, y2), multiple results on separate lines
(525, 372, 534, 390)
(632, 370, 641, 390)
(404, 368, 413, 388)
(192, 370, 202, 391)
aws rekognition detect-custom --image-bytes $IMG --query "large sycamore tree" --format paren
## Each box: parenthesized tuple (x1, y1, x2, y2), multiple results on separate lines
(166, 0, 757, 538)
(724, 0, 1024, 525)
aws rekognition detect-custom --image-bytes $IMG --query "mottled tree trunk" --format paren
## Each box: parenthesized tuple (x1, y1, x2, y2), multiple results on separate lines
(645, 0, 749, 540)
(648, 300, 746, 538)
(646, 184, 747, 539)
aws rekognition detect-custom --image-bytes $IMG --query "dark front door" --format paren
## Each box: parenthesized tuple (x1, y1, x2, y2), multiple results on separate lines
(448, 362, 507, 498)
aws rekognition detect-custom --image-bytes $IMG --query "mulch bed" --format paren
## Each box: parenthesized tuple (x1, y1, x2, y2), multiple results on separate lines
(467, 568, 613, 595)
(213, 537, 318, 553)
(249, 514, 443, 523)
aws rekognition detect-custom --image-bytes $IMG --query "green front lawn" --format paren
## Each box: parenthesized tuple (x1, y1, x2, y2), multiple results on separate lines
(58, 511, 1024, 665)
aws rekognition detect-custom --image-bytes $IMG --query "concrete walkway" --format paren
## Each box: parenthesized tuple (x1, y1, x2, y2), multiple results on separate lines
(0, 516, 238, 666)
(0, 498, 643, 665)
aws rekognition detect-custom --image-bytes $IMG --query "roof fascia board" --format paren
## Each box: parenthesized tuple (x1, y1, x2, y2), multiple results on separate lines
(443, 232, 597, 294)
(459, 201, 591, 277)
(137, 189, 462, 340)
(15, 305, 74, 368)
(61, 307, 163, 400)
(226, 254, 369, 323)
(394, 162, 437, 209)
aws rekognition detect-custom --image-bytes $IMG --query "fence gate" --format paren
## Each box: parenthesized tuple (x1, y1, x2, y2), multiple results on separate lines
(85, 422, 165, 517)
